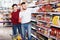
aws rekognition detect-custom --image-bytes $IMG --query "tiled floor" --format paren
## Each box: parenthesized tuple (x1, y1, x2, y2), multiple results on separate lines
(0, 27, 12, 40)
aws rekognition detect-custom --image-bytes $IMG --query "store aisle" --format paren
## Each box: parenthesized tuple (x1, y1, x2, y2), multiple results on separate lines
(0, 27, 12, 40)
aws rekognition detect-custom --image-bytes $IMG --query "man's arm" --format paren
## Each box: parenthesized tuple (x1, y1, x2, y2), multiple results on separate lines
(19, 12, 22, 22)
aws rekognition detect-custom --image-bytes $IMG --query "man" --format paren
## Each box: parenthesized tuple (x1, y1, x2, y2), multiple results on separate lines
(10, 4, 22, 37)
(19, 2, 31, 40)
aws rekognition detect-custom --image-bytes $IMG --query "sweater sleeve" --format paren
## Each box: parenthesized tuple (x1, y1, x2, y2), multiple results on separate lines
(18, 9, 20, 12)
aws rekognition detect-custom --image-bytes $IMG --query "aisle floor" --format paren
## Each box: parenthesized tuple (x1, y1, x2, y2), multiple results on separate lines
(0, 27, 12, 40)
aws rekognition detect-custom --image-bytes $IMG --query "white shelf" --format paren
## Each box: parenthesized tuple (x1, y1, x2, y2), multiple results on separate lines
(36, 25, 50, 31)
(51, 24, 60, 28)
(31, 19, 37, 22)
(37, 31, 49, 38)
(48, 12, 60, 15)
(38, 20, 52, 24)
(32, 12, 60, 15)
(50, 2, 58, 4)
(31, 33, 38, 39)
(0, 21, 11, 23)
(3, 25, 12, 27)
(31, 27, 37, 31)
(50, 36, 56, 39)
(31, 27, 36, 30)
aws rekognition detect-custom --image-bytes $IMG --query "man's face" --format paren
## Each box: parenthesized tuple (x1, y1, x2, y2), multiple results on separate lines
(22, 4, 27, 10)
(13, 6, 18, 11)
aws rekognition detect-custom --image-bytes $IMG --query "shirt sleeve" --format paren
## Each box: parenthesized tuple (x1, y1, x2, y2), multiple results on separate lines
(18, 13, 22, 22)
(18, 9, 20, 12)
(28, 8, 32, 14)
(19, 12, 22, 18)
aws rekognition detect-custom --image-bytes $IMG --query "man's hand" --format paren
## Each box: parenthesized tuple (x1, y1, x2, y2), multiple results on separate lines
(18, 18, 22, 23)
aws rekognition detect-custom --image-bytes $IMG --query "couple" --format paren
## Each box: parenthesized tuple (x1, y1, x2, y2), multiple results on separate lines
(10, 2, 31, 40)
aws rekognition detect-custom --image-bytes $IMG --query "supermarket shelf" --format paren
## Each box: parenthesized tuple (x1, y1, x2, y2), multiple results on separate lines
(3, 17, 9, 18)
(31, 19, 37, 22)
(31, 27, 37, 31)
(28, 4, 45, 8)
(28, 2, 57, 8)
(36, 25, 50, 31)
(32, 12, 60, 16)
(48, 12, 60, 15)
(50, 36, 56, 39)
(51, 24, 60, 28)
(0, 21, 11, 23)
(37, 31, 49, 38)
(32, 12, 46, 15)
(38, 20, 52, 24)
(50, 2, 58, 4)
(31, 33, 39, 40)
(3, 25, 12, 27)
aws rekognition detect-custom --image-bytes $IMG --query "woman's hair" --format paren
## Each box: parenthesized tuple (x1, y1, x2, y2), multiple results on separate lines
(12, 4, 18, 7)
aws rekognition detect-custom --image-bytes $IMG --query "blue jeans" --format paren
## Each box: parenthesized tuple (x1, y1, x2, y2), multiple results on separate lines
(21, 23, 31, 40)
(12, 23, 22, 36)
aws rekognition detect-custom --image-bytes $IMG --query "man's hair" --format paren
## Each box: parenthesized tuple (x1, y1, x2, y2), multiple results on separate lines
(21, 2, 26, 5)
(12, 4, 17, 7)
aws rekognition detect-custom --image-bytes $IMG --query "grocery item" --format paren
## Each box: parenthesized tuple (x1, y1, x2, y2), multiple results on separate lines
(35, 1, 39, 5)
(41, 14, 46, 20)
(52, 16, 59, 25)
(55, 3, 60, 12)
(57, 3, 60, 7)
(50, 28, 57, 36)
(49, 0, 57, 2)
(40, 29, 44, 34)
(44, 30, 48, 35)
(36, 15, 41, 20)
(37, 33, 44, 40)
(45, 17, 50, 23)
(48, 38, 53, 40)
(55, 8, 60, 12)
(41, 17, 45, 20)
(32, 14, 37, 17)
(46, 24, 50, 28)
(45, 4, 53, 12)
(37, 23, 43, 27)
(38, 5, 46, 12)
(38, 4, 54, 12)
(57, 29, 60, 39)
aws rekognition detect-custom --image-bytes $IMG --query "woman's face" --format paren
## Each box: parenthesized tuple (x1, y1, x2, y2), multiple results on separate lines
(13, 6, 18, 11)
